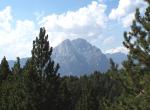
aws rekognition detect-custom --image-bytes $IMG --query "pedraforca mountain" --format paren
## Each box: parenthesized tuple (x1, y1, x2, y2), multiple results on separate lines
(52, 38, 109, 75)
(9, 38, 114, 76)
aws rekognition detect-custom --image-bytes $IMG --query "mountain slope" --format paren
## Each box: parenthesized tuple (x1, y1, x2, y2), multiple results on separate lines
(53, 38, 109, 75)
(52, 39, 88, 75)
(106, 52, 127, 67)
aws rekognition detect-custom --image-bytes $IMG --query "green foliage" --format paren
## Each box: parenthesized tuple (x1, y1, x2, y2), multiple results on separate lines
(12, 57, 22, 75)
(123, 5, 150, 69)
(0, 75, 26, 110)
(31, 27, 59, 77)
(26, 27, 60, 110)
(109, 58, 118, 72)
(0, 56, 10, 80)
(122, 0, 150, 96)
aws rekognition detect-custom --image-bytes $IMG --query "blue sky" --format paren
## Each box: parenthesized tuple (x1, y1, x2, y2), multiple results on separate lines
(0, 0, 96, 20)
(0, 0, 147, 60)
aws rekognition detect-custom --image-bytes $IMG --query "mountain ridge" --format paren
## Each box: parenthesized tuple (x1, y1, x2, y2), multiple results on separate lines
(53, 38, 109, 75)
(8, 38, 127, 75)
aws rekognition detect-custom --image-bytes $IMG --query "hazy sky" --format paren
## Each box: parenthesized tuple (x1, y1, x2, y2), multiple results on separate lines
(0, 0, 147, 60)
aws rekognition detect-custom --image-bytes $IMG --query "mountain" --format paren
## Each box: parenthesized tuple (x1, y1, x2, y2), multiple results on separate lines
(8, 38, 110, 75)
(53, 38, 109, 75)
(106, 52, 127, 67)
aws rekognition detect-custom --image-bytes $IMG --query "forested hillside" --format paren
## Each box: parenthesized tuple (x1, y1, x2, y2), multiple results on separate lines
(0, 0, 150, 110)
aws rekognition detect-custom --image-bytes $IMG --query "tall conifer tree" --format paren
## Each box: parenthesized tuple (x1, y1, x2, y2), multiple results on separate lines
(31, 27, 59, 77)
(12, 57, 21, 75)
(0, 56, 10, 80)
(123, 1, 150, 70)
(123, 0, 150, 97)
(28, 27, 60, 110)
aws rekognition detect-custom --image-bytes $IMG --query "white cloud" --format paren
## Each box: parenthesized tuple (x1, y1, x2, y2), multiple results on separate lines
(121, 13, 134, 27)
(0, 20, 36, 60)
(0, 2, 108, 60)
(102, 36, 115, 45)
(105, 46, 128, 54)
(39, 1, 108, 46)
(109, 0, 147, 27)
(0, 6, 36, 60)
(0, 6, 12, 31)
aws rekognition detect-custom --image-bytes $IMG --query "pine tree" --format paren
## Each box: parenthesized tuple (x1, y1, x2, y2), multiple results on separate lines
(0, 56, 10, 80)
(27, 27, 60, 110)
(123, 2, 150, 70)
(12, 57, 21, 75)
(109, 58, 118, 72)
(0, 57, 26, 110)
(123, 0, 150, 98)
(58, 80, 72, 110)
(31, 27, 59, 77)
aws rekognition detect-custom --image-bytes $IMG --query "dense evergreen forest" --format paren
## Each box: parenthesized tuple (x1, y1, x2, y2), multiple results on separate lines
(0, 1, 150, 110)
